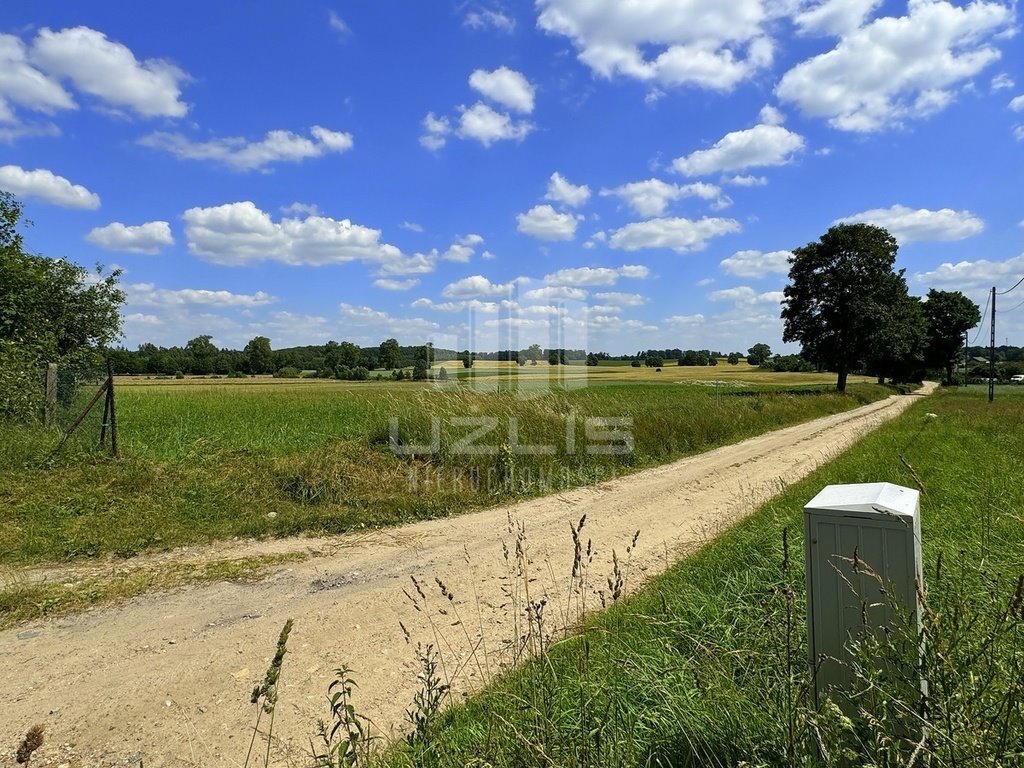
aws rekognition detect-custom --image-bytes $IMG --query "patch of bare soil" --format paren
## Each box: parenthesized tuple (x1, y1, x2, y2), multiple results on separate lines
(0, 384, 934, 767)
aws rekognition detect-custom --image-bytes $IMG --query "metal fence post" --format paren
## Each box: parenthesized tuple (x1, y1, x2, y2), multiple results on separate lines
(44, 363, 58, 426)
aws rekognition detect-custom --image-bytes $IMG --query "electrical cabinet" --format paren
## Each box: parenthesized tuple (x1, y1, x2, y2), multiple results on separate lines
(803, 482, 923, 705)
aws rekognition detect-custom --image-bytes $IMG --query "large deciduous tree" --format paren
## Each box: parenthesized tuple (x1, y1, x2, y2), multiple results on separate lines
(378, 338, 401, 370)
(864, 292, 928, 384)
(1, 192, 124, 418)
(746, 343, 772, 366)
(243, 336, 274, 374)
(782, 223, 905, 393)
(185, 335, 218, 375)
(923, 289, 981, 385)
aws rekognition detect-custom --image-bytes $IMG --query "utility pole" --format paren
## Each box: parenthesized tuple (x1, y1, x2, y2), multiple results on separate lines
(963, 331, 968, 387)
(989, 286, 996, 403)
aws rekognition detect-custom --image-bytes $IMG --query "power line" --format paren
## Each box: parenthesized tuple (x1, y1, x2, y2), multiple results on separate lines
(969, 290, 992, 346)
(997, 274, 1024, 296)
(1001, 296, 1024, 315)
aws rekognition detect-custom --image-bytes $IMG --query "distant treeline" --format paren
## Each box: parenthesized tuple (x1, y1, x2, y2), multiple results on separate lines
(966, 345, 1024, 362)
(106, 336, 604, 376)
(105, 337, 800, 377)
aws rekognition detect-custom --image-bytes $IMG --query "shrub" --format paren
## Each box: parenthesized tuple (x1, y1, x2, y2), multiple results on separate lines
(273, 367, 301, 378)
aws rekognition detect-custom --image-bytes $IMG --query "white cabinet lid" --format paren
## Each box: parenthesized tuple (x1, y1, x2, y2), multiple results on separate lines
(804, 482, 919, 519)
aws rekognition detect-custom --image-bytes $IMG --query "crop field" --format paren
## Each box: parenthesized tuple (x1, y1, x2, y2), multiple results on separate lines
(376, 386, 1024, 768)
(113, 359, 871, 387)
(1, 372, 889, 578)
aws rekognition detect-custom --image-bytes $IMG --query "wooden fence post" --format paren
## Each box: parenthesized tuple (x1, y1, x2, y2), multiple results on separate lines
(44, 363, 58, 426)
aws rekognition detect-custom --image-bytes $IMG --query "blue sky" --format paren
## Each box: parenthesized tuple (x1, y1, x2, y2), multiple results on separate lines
(2, 0, 1023, 354)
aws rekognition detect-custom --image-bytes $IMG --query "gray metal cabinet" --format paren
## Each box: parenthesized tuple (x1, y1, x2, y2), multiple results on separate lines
(803, 482, 923, 705)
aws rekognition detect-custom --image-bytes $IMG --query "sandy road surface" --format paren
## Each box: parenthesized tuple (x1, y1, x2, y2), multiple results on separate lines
(1, 384, 933, 767)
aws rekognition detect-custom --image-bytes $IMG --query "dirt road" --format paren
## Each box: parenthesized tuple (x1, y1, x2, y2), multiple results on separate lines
(1, 385, 933, 767)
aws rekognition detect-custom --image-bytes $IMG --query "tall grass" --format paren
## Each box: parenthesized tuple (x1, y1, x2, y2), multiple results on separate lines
(0, 382, 892, 569)
(369, 388, 1023, 767)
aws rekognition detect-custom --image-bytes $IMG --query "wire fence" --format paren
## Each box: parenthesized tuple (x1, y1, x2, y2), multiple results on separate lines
(46, 362, 118, 458)
(5, 360, 118, 461)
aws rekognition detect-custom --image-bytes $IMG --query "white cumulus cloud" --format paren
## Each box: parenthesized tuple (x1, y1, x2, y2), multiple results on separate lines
(30, 26, 189, 118)
(0, 33, 75, 120)
(522, 285, 588, 301)
(442, 233, 486, 262)
(664, 313, 705, 327)
(913, 252, 1024, 292)
(723, 174, 768, 187)
(608, 216, 740, 254)
(794, 0, 883, 37)
(339, 303, 439, 342)
(469, 66, 535, 113)
(516, 204, 579, 240)
(720, 249, 792, 278)
(593, 291, 647, 306)
(0, 164, 100, 209)
(442, 275, 518, 298)
(600, 178, 724, 216)
(545, 265, 649, 287)
(182, 201, 416, 269)
(673, 123, 804, 176)
(710, 285, 785, 307)
(835, 204, 985, 243)
(126, 282, 276, 308)
(777, 0, 1014, 132)
(419, 112, 451, 150)
(456, 102, 533, 146)
(535, 0, 775, 91)
(464, 9, 517, 32)
(545, 172, 591, 207)
(140, 126, 353, 171)
(373, 278, 419, 291)
(86, 221, 173, 254)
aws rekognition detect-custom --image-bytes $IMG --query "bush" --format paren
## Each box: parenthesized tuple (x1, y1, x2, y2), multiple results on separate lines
(227, 370, 246, 379)
(273, 366, 301, 378)
(0, 342, 42, 421)
(174, 371, 185, 379)
(631, 359, 641, 368)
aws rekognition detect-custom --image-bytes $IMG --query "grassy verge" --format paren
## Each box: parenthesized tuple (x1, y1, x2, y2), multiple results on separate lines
(372, 387, 1024, 767)
(1, 382, 895, 567)
(0, 553, 304, 629)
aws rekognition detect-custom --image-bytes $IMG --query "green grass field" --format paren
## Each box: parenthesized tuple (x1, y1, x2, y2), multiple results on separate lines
(375, 387, 1024, 767)
(0, 373, 893, 575)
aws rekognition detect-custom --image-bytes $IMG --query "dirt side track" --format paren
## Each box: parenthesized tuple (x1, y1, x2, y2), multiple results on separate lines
(1, 385, 934, 767)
